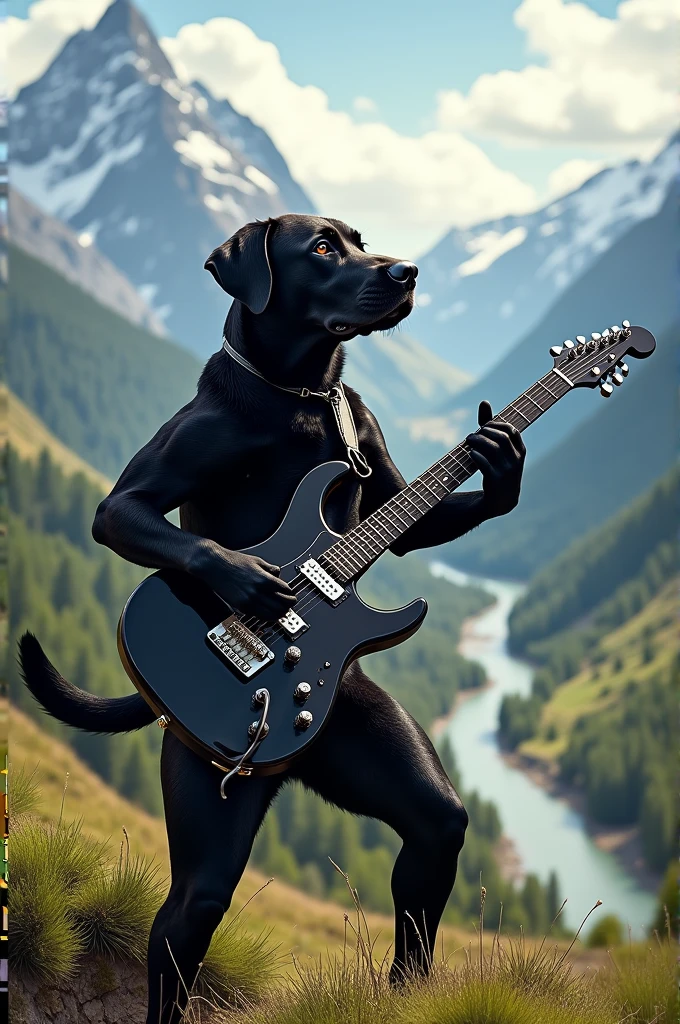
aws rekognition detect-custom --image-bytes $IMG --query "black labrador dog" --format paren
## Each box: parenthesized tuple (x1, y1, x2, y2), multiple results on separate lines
(21, 214, 525, 1024)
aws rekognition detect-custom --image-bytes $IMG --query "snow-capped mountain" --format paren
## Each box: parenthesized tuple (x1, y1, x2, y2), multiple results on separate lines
(11, 0, 315, 357)
(190, 82, 314, 217)
(411, 134, 678, 378)
(10, 188, 166, 336)
(415, 180, 677, 469)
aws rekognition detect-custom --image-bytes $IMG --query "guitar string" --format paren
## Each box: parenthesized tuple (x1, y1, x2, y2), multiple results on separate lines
(233, 340, 621, 647)
(237, 369, 577, 645)
(242, 375, 565, 645)
(235, 370, 574, 646)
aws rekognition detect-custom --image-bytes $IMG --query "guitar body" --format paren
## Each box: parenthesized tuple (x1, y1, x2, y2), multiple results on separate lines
(118, 461, 428, 774)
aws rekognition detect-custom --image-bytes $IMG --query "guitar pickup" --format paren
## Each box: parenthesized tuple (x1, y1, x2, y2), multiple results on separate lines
(278, 608, 308, 640)
(299, 558, 347, 606)
(207, 616, 274, 680)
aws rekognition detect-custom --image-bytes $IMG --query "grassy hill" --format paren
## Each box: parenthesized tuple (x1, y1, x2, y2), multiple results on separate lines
(17, 707, 673, 1024)
(5, 386, 113, 490)
(519, 581, 676, 765)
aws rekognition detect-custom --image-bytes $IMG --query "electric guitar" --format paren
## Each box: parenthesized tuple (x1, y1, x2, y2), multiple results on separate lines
(118, 323, 655, 783)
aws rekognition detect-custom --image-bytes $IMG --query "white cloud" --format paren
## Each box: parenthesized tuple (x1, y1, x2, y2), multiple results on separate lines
(547, 157, 607, 198)
(353, 96, 378, 114)
(437, 0, 678, 150)
(160, 18, 537, 257)
(7, 0, 110, 93)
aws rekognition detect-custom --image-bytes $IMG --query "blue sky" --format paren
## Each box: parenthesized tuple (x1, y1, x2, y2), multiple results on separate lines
(131, 0, 620, 136)
(10, 0, 674, 255)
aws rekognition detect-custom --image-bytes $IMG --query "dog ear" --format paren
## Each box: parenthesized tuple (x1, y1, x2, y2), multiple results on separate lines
(204, 220, 274, 314)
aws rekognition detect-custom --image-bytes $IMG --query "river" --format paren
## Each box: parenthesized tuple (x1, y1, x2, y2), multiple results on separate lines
(431, 561, 656, 937)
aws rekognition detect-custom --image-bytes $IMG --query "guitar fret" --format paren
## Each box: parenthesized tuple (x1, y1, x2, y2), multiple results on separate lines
(405, 485, 433, 511)
(507, 402, 530, 423)
(376, 506, 402, 535)
(418, 476, 442, 500)
(536, 378, 558, 400)
(523, 392, 544, 413)
(360, 521, 390, 550)
(393, 494, 419, 520)
(387, 501, 414, 527)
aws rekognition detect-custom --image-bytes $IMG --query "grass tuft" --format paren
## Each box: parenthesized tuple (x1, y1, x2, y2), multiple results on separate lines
(10, 878, 82, 982)
(599, 943, 676, 1023)
(9, 765, 41, 817)
(70, 855, 165, 960)
(195, 917, 281, 1007)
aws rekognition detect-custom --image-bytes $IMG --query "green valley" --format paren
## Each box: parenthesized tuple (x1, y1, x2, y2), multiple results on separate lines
(498, 468, 677, 876)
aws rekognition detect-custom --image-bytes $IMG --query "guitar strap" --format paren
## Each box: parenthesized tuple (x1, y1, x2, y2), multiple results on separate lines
(222, 334, 372, 478)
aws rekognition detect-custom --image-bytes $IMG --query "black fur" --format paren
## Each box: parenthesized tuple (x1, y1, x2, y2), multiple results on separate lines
(20, 214, 525, 1024)
(19, 632, 156, 732)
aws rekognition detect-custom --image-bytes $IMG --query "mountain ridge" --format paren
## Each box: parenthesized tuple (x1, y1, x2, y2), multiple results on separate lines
(411, 134, 678, 378)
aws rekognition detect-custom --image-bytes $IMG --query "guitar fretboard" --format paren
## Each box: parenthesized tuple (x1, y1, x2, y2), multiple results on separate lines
(321, 369, 572, 582)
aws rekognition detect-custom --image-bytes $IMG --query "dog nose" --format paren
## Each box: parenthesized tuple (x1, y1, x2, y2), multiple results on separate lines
(387, 261, 419, 285)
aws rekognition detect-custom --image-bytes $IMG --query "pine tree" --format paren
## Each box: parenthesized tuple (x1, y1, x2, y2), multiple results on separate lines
(51, 555, 80, 611)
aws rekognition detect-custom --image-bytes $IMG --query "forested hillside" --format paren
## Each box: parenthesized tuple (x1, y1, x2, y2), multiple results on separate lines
(497, 470, 677, 874)
(8, 245, 202, 479)
(507, 467, 678, 655)
(445, 323, 677, 580)
(9, 443, 563, 929)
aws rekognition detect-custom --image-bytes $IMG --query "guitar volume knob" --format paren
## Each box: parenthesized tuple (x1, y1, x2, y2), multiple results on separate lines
(294, 710, 313, 730)
(294, 682, 311, 703)
(285, 645, 302, 664)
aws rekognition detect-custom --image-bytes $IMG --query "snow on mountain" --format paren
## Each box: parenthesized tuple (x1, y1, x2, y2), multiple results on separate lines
(10, 188, 166, 336)
(190, 82, 314, 217)
(411, 134, 678, 378)
(11, 0, 315, 357)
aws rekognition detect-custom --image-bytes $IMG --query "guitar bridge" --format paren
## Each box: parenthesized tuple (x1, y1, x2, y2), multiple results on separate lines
(207, 616, 274, 679)
(299, 558, 347, 606)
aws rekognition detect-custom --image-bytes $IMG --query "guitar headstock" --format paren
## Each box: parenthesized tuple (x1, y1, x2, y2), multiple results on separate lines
(549, 322, 656, 397)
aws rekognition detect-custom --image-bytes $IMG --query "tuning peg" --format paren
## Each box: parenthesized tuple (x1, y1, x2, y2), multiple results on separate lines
(611, 370, 624, 386)
(617, 361, 629, 377)
(576, 335, 586, 344)
(600, 329, 611, 347)
(622, 319, 630, 330)
(600, 379, 614, 398)
(563, 339, 576, 359)
(550, 345, 563, 357)
(610, 325, 620, 338)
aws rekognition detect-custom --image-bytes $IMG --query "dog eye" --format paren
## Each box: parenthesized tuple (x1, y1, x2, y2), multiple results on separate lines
(313, 240, 333, 256)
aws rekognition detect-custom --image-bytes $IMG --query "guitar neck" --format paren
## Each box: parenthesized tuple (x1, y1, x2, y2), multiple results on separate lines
(323, 368, 573, 582)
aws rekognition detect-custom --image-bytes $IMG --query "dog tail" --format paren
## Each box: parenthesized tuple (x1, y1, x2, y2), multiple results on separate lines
(19, 632, 156, 733)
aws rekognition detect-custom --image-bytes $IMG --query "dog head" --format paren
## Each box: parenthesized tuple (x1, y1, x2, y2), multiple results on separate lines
(205, 214, 417, 342)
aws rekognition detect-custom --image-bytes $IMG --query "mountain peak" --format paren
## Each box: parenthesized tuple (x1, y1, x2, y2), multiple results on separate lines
(90, 0, 176, 79)
(12, 0, 314, 356)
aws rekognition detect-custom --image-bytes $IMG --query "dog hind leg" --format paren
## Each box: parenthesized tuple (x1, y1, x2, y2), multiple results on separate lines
(290, 663, 468, 981)
(147, 731, 282, 1024)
